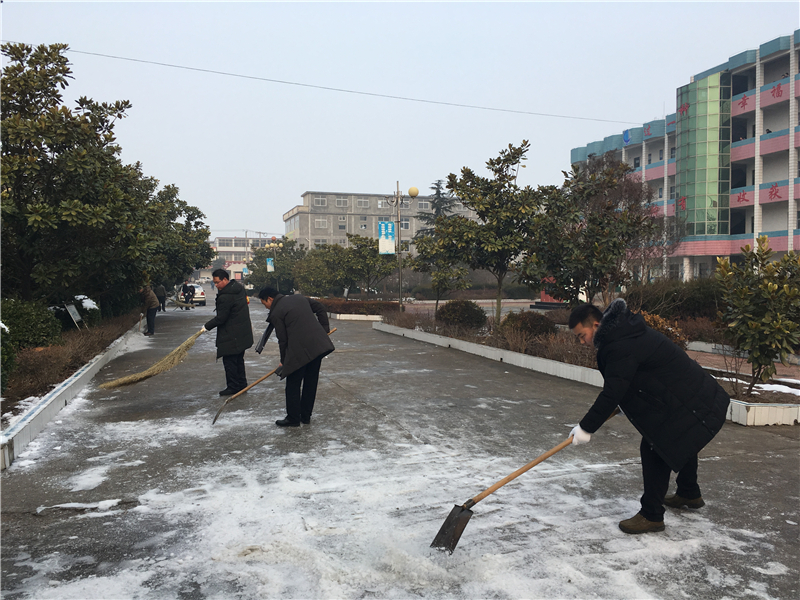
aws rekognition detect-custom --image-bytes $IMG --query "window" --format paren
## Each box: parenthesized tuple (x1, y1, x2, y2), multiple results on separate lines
(670, 147, 676, 159)
(338, 216, 347, 221)
(418, 200, 430, 210)
(218, 238, 233, 247)
(338, 239, 346, 245)
(658, 187, 663, 199)
(314, 239, 327, 247)
(633, 157, 641, 168)
(647, 153, 652, 165)
(315, 218, 327, 228)
(669, 186, 676, 199)
(359, 216, 367, 221)
(659, 149, 664, 161)
(336, 196, 349, 207)
(314, 196, 327, 206)
(357, 197, 370, 208)
(400, 217, 410, 230)
(378, 200, 384, 209)
(360, 224, 367, 230)
(399, 199, 410, 209)
(338, 225, 346, 230)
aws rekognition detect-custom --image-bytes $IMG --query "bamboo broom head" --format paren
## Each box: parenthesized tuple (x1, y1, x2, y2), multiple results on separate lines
(99, 329, 204, 389)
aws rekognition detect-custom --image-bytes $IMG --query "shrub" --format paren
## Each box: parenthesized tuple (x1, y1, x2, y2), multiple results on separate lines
(545, 308, 571, 326)
(52, 296, 103, 330)
(1, 299, 63, 350)
(677, 317, 724, 344)
(624, 278, 721, 320)
(499, 310, 557, 337)
(1, 322, 16, 393)
(641, 311, 688, 350)
(436, 299, 487, 329)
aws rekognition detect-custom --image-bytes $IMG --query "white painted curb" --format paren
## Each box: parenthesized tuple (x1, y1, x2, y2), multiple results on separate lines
(1, 323, 140, 470)
(329, 313, 383, 321)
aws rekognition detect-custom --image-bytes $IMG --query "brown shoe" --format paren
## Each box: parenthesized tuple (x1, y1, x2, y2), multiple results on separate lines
(664, 494, 705, 509)
(619, 513, 665, 534)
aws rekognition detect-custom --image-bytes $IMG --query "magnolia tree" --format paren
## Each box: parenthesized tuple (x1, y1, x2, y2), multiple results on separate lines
(716, 236, 800, 396)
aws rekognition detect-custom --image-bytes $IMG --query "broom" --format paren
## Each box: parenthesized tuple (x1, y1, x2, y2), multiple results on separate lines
(99, 329, 204, 389)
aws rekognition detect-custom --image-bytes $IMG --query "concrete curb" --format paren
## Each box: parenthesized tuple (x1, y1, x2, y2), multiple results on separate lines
(329, 313, 383, 321)
(372, 322, 604, 388)
(1, 323, 140, 470)
(373, 323, 800, 427)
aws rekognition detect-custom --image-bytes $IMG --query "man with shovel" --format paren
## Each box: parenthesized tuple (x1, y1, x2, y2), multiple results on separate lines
(568, 300, 730, 534)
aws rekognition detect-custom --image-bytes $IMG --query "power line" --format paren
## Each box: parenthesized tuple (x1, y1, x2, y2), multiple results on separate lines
(51, 46, 641, 126)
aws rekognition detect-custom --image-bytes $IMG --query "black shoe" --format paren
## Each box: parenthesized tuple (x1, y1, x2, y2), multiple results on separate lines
(664, 493, 705, 509)
(300, 416, 311, 424)
(276, 418, 300, 427)
(219, 389, 235, 396)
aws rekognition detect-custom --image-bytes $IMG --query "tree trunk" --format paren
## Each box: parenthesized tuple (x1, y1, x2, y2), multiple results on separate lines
(494, 272, 505, 324)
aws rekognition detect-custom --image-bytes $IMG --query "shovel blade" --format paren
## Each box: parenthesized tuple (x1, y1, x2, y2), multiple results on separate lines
(431, 504, 473, 554)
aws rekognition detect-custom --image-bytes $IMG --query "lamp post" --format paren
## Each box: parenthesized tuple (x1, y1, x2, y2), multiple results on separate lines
(385, 182, 418, 312)
(266, 237, 283, 286)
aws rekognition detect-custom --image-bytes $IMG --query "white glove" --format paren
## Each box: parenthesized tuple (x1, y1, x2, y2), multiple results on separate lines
(200, 326, 207, 333)
(570, 425, 592, 445)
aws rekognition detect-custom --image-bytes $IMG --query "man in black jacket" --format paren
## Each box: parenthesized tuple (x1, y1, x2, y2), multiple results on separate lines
(257, 287, 335, 427)
(569, 300, 730, 534)
(203, 270, 253, 396)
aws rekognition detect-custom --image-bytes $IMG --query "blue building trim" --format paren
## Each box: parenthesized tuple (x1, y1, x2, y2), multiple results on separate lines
(694, 62, 728, 83)
(760, 77, 790, 93)
(646, 160, 665, 169)
(732, 89, 756, 103)
(731, 185, 755, 194)
(727, 49, 757, 70)
(759, 36, 791, 60)
(732, 137, 755, 148)
(760, 180, 789, 190)
(760, 129, 789, 141)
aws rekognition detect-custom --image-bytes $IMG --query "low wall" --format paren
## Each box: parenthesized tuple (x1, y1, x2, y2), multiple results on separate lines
(329, 313, 383, 321)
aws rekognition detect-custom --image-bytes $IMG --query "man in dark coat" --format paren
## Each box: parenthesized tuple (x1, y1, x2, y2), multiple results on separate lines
(569, 299, 730, 534)
(257, 287, 335, 427)
(140, 285, 160, 336)
(203, 269, 253, 396)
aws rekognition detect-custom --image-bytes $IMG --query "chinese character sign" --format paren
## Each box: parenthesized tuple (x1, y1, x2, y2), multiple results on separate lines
(771, 84, 783, 98)
(768, 184, 782, 200)
(678, 196, 687, 211)
(737, 94, 749, 110)
(266, 257, 275, 272)
(736, 191, 749, 204)
(379, 221, 395, 255)
(678, 103, 690, 116)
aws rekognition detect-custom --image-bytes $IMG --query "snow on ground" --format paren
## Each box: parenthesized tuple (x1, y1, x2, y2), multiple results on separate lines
(5, 401, 793, 600)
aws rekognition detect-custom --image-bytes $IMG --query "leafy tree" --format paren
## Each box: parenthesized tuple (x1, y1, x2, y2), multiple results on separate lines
(211, 256, 227, 270)
(246, 238, 306, 293)
(518, 154, 663, 306)
(292, 247, 338, 297)
(340, 234, 396, 297)
(1, 43, 213, 314)
(715, 236, 800, 396)
(438, 141, 539, 322)
(407, 234, 470, 313)
(415, 180, 457, 238)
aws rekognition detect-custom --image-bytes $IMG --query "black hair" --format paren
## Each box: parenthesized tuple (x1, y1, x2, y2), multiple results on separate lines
(568, 304, 603, 329)
(258, 287, 279, 300)
(211, 269, 230, 280)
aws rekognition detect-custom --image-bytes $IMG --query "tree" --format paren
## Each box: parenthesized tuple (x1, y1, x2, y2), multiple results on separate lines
(715, 236, 800, 396)
(414, 180, 457, 238)
(517, 154, 664, 307)
(292, 247, 338, 297)
(1, 43, 212, 314)
(407, 234, 470, 313)
(438, 141, 539, 322)
(246, 238, 306, 293)
(340, 234, 396, 296)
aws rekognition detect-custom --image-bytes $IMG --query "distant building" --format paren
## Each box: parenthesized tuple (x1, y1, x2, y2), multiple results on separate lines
(282, 190, 475, 248)
(205, 234, 281, 280)
(571, 31, 799, 280)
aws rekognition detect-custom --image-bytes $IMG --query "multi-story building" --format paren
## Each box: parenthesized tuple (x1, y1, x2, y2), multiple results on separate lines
(204, 234, 282, 280)
(282, 190, 475, 248)
(571, 31, 799, 280)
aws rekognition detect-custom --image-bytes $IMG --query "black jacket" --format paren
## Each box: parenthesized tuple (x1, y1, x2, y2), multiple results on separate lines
(266, 294, 335, 377)
(579, 299, 729, 472)
(204, 280, 253, 358)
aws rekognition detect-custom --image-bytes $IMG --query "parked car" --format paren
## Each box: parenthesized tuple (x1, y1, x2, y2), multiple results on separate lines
(180, 284, 206, 306)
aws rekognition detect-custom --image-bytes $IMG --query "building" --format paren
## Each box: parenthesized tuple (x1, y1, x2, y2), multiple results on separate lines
(571, 31, 799, 280)
(282, 190, 475, 248)
(204, 234, 282, 280)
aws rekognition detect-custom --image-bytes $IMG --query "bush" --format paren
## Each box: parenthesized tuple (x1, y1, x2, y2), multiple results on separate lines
(1, 299, 63, 350)
(1, 323, 16, 393)
(318, 299, 399, 315)
(677, 317, 724, 344)
(499, 310, 557, 337)
(436, 300, 487, 329)
(545, 308, 571, 326)
(52, 296, 103, 330)
(641, 311, 688, 350)
(624, 278, 721, 320)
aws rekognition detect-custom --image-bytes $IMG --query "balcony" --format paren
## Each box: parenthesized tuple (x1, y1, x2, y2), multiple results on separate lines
(731, 137, 755, 162)
(760, 76, 790, 109)
(730, 185, 755, 206)
(760, 129, 790, 155)
(759, 180, 789, 204)
(731, 89, 756, 116)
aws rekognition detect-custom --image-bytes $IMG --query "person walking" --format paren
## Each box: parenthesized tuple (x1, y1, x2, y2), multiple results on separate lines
(202, 270, 253, 396)
(257, 287, 335, 427)
(140, 285, 160, 336)
(181, 280, 195, 310)
(153, 283, 167, 312)
(568, 299, 730, 534)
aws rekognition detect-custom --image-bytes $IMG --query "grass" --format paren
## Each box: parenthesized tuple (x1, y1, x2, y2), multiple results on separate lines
(1, 312, 140, 416)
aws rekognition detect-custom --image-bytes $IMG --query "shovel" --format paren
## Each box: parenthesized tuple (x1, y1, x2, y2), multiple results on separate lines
(431, 409, 620, 553)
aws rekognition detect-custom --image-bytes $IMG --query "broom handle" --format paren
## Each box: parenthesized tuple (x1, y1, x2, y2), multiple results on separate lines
(467, 408, 620, 508)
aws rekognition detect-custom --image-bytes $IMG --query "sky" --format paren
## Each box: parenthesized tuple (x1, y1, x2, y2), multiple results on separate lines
(3, 1, 799, 239)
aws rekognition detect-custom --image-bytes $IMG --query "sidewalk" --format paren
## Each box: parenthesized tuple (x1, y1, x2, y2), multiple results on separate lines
(1, 309, 798, 599)
(687, 349, 800, 380)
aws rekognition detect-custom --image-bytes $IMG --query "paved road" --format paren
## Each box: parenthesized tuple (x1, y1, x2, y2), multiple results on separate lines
(2, 302, 798, 599)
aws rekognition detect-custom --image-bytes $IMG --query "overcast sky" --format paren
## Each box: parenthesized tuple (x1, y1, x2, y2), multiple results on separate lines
(3, 1, 798, 239)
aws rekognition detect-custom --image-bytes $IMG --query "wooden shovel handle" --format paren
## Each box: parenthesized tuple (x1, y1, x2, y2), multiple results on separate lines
(468, 408, 620, 508)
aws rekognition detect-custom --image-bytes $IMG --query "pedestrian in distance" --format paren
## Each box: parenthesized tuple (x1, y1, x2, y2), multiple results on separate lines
(201, 269, 253, 396)
(153, 283, 167, 312)
(568, 299, 730, 534)
(257, 287, 335, 427)
(181, 280, 195, 310)
(140, 285, 160, 336)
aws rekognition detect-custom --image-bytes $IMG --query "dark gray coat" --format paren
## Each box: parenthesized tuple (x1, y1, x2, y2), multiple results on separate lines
(204, 280, 253, 359)
(579, 299, 730, 472)
(266, 294, 334, 376)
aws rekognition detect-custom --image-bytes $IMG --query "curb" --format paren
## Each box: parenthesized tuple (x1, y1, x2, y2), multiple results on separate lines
(329, 313, 382, 321)
(1, 323, 140, 470)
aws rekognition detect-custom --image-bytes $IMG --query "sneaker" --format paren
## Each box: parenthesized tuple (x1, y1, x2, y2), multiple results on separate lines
(276, 418, 300, 427)
(619, 513, 665, 534)
(664, 494, 705, 509)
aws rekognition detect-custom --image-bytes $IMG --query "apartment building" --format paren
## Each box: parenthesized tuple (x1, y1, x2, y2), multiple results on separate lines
(205, 235, 281, 280)
(571, 31, 799, 280)
(282, 191, 475, 248)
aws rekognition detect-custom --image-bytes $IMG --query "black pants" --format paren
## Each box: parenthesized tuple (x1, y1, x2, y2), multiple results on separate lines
(222, 352, 248, 392)
(156, 296, 166, 312)
(145, 307, 157, 334)
(640, 438, 700, 521)
(284, 356, 323, 423)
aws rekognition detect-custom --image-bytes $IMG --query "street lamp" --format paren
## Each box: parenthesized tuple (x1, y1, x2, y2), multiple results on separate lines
(385, 182, 418, 312)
